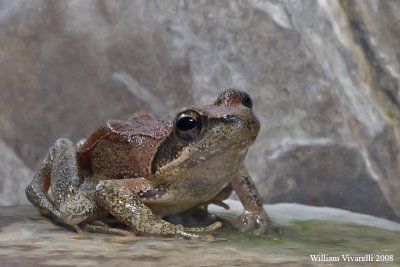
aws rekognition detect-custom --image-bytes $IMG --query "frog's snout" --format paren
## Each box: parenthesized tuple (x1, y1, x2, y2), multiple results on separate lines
(214, 88, 254, 109)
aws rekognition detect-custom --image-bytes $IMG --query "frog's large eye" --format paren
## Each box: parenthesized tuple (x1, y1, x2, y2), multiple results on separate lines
(174, 110, 207, 141)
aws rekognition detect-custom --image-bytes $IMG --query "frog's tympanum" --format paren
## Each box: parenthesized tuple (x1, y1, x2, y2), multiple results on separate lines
(26, 89, 276, 238)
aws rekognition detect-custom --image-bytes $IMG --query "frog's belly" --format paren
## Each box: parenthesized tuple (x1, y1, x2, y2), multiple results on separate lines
(142, 153, 243, 216)
(142, 180, 231, 217)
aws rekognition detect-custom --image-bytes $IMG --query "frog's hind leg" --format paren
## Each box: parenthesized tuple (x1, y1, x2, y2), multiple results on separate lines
(25, 138, 72, 219)
(25, 138, 94, 230)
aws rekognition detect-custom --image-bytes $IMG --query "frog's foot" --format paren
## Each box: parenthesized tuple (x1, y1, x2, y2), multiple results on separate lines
(183, 221, 222, 233)
(229, 210, 280, 236)
(41, 211, 83, 233)
(81, 221, 133, 236)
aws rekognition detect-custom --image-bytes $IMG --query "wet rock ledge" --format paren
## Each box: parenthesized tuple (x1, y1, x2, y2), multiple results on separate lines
(1, 200, 399, 267)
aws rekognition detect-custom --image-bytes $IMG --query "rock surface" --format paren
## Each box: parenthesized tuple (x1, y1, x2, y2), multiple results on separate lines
(0, 1, 399, 221)
(0, 140, 33, 205)
(1, 201, 400, 267)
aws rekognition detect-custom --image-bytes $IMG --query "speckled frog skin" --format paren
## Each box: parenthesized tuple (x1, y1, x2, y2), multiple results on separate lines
(26, 89, 276, 238)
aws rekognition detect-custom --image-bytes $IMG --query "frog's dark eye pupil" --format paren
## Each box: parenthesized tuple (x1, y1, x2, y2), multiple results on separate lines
(176, 116, 197, 131)
(174, 110, 207, 141)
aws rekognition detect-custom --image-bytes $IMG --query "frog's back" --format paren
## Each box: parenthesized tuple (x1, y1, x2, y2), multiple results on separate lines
(77, 113, 172, 180)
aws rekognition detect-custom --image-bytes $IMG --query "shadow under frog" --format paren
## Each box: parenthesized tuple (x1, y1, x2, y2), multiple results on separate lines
(26, 89, 277, 238)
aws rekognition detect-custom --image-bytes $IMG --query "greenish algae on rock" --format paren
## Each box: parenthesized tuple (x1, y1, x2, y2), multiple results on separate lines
(1, 202, 399, 267)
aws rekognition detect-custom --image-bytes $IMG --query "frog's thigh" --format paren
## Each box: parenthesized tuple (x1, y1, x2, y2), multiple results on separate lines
(94, 180, 191, 237)
(26, 138, 81, 218)
(49, 138, 82, 207)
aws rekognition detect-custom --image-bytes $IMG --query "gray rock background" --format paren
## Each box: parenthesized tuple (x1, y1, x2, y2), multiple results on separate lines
(0, 0, 399, 221)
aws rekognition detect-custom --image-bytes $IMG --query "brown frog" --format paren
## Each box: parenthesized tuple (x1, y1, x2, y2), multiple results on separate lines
(26, 89, 276, 238)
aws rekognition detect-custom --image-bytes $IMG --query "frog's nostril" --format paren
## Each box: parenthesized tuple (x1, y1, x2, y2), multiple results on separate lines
(238, 91, 253, 109)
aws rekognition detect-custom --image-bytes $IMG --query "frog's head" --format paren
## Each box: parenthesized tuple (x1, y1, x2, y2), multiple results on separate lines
(151, 89, 260, 174)
(174, 89, 260, 151)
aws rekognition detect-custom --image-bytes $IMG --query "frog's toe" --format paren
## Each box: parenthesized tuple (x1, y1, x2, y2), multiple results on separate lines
(183, 221, 222, 233)
(179, 231, 200, 239)
(81, 222, 133, 236)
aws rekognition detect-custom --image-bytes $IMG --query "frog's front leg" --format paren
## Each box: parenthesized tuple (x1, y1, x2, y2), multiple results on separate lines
(230, 166, 279, 236)
(94, 180, 221, 239)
